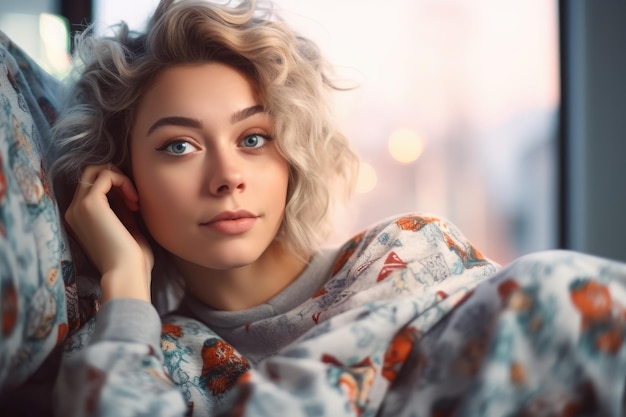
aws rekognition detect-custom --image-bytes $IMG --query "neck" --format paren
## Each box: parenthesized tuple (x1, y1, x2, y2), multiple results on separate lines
(175, 241, 309, 311)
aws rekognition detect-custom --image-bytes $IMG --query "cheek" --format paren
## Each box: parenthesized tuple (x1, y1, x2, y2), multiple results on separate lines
(265, 162, 290, 206)
(141, 178, 189, 203)
(138, 182, 195, 249)
(132, 148, 196, 209)
(134, 169, 195, 233)
(269, 158, 290, 192)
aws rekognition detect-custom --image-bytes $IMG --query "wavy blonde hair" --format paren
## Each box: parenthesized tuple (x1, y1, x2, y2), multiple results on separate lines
(51, 0, 358, 281)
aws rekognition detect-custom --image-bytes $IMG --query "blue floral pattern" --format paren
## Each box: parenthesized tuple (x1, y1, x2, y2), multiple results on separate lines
(0, 31, 75, 392)
(2, 30, 626, 417)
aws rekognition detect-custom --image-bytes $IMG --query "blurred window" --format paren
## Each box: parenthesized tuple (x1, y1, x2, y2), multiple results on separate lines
(0, 0, 70, 78)
(94, 0, 559, 264)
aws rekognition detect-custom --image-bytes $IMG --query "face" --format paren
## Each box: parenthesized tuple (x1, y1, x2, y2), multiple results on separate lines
(130, 63, 289, 271)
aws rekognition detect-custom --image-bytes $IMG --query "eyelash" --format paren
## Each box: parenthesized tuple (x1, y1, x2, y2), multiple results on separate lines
(154, 130, 274, 156)
(155, 139, 199, 155)
(240, 131, 273, 150)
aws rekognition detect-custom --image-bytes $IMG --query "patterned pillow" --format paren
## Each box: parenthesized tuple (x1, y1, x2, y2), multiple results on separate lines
(0, 31, 75, 392)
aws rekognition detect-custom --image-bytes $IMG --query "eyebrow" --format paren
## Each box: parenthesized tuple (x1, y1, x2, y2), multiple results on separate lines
(147, 116, 202, 135)
(231, 104, 266, 124)
(146, 105, 267, 136)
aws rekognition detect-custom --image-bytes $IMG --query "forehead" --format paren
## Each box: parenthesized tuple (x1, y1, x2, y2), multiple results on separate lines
(135, 62, 260, 119)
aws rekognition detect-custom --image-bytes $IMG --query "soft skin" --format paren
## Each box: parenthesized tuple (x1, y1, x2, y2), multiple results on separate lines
(130, 63, 307, 310)
(66, 63, 308, 310)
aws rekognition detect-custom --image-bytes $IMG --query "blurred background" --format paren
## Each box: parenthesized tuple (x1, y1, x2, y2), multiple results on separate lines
(1, 1, 624, 265)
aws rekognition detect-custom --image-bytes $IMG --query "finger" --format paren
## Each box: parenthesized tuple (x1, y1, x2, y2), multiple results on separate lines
(106, 165, 138, 201)
(88, 167, 139, 205)
(81, 164, 111, 184)
(67, 169, 139, 232)
(72, 164, 113, 202)
(98, 165, 141, 211)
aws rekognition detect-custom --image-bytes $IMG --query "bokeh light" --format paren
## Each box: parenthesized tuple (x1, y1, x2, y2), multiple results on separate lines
(0, 13, 70, 78)
(355, 161, 377, 194)
(40, 13, 70, 76)
(388, 128, 425, 164)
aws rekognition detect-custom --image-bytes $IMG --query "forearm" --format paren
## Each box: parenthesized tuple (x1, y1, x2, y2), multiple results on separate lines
(54, 299, 187, 417)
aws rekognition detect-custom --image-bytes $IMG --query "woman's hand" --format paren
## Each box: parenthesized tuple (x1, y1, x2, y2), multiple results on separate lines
(64, 164, 154, 302)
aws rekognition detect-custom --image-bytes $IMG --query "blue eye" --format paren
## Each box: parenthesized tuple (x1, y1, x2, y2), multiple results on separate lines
(240, 134, 267, 148)
(159, 140, 199, 155)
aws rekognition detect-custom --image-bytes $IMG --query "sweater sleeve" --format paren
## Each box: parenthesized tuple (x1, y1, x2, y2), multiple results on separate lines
(53, 213, 499, 417)
(53, 298, 187, 417)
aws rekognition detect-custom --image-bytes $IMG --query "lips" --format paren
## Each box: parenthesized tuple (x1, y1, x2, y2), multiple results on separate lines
(201, 210, 258, 235)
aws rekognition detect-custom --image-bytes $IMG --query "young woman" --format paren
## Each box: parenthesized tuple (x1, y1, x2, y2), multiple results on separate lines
(51, 1, 626, 416)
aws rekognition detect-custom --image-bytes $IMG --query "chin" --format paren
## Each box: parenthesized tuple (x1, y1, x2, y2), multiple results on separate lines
(205, 258, 258, 271)
(170, 239, 276, 272)
(189, 250, 264, 271)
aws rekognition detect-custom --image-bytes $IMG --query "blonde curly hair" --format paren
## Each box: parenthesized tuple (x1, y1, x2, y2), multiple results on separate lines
(51, 0, 359, 299)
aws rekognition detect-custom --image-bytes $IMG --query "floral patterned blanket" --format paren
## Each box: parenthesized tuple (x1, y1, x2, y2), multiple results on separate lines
(0, 30, 71, 390)
(1, 31, 626, 417)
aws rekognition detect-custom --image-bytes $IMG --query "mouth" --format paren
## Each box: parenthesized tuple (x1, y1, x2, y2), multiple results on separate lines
(203, 210, 258, 224)
(201, 210, 259, 235)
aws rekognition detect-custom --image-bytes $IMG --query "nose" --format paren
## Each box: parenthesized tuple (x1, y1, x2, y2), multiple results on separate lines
(206, 148, 246, 196)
